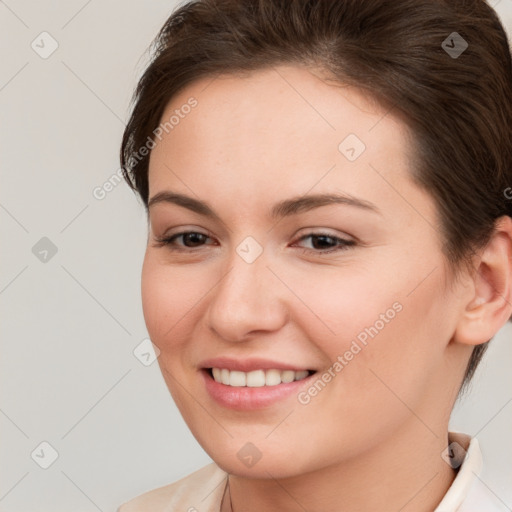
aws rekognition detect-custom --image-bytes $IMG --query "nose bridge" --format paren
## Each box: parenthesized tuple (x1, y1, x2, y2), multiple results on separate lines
(206, 242, 285, 341)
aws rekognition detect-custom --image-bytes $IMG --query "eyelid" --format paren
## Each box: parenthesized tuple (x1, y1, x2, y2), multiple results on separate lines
(152, 227, 358, 254)
(294, 227, 355, 241)
(292, 231, 356, 253)
(153, 229, 215, 247)
(154, 224, 213, 239)
(154, 227, 352, 242)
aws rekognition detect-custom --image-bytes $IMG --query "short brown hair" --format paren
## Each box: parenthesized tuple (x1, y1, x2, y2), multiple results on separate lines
(120, 0, 512, 393)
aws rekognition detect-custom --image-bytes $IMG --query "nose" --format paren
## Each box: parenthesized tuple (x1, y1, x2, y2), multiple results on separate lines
(205, 249, 288, 342)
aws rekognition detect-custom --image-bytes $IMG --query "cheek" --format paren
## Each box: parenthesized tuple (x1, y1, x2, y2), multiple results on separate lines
(285, 256, 450, 404)
(140, 252, 200, 351)
(140, 253, 202, 410)
(278, 261, 401, 346)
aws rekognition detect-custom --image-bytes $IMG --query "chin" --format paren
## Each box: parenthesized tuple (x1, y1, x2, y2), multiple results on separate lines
(217, 457, 300, 480)
(202, 441, 317, 480)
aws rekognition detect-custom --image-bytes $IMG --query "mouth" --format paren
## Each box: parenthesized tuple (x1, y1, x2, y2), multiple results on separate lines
(201, 367, 318, 410)
(205, 367, 317, 387)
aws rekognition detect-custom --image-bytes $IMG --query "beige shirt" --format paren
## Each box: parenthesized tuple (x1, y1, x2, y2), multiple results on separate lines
(117, 432, 509, 512)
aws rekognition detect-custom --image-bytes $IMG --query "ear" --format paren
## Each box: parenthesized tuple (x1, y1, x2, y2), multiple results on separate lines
(453, 215, 512, 346)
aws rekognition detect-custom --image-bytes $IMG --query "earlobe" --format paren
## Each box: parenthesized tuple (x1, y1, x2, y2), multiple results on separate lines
(454, 215, 512, 347)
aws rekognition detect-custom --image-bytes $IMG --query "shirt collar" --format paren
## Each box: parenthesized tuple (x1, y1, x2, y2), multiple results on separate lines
(434, 431, 483, 512)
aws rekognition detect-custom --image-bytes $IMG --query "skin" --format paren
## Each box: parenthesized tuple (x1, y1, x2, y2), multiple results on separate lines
(141, 64, 512, 512)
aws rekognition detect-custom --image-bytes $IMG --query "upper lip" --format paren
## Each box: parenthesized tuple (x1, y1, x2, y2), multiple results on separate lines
(199, 357, 315, 373)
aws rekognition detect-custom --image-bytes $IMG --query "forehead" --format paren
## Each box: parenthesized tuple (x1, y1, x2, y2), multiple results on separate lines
(147, 64, 429, 227)
(152, 64, 401, 154)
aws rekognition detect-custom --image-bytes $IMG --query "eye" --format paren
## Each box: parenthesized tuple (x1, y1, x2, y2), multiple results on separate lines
(293, 232, 356, 254)
(153, 231, 214, 250)
(153, 230, 356, 255)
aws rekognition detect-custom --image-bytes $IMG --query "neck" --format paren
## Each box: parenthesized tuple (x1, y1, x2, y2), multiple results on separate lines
(224, 420, 457, 512)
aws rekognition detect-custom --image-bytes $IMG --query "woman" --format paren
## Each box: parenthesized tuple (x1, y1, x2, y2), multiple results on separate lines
(117, 0, 512, 510)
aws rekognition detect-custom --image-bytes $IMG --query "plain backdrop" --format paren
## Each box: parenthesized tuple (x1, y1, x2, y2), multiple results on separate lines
(1, 1, 511, 511)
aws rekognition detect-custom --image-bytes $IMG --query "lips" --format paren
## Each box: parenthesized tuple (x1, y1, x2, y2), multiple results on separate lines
(199, 356, 318, 410)
(199, 356, 315, 373)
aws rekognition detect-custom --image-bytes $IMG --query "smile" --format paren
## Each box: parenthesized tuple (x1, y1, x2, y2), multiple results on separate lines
(201, 367, 318, 410)
(209, 368, 313, 387)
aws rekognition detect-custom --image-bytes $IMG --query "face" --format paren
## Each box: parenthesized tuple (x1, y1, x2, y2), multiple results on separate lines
(142, 65, 466, 478)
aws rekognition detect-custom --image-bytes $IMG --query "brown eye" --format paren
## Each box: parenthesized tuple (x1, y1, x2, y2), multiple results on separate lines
(154, 231, 213, 250)
(179, 232, 209, 247)
(294, 232, 356, 254)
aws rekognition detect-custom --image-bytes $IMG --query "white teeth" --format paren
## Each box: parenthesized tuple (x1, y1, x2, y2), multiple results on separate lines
(221, 368, 230, 385)
(229, 371, 246, 387)
(281, 370, 295, 383)
(265, 369, 281, 386)
(246, 370, 265, 387)
(210, 368, 311, 387)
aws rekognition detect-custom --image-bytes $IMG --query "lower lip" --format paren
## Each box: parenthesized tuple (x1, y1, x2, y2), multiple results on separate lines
(201, 369, 316, 410)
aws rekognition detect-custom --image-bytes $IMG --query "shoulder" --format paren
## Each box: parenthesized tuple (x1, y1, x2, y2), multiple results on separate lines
(117, 462, 228, 512)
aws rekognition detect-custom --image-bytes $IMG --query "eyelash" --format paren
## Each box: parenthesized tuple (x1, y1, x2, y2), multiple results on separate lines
(153, 231, 356, 255)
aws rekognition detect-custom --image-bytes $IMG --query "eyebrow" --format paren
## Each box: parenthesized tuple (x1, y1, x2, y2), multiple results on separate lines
(147, 190, 381, 220)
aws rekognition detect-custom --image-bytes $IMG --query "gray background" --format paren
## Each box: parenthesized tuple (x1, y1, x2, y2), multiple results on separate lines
(1, 1, 511, 510)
